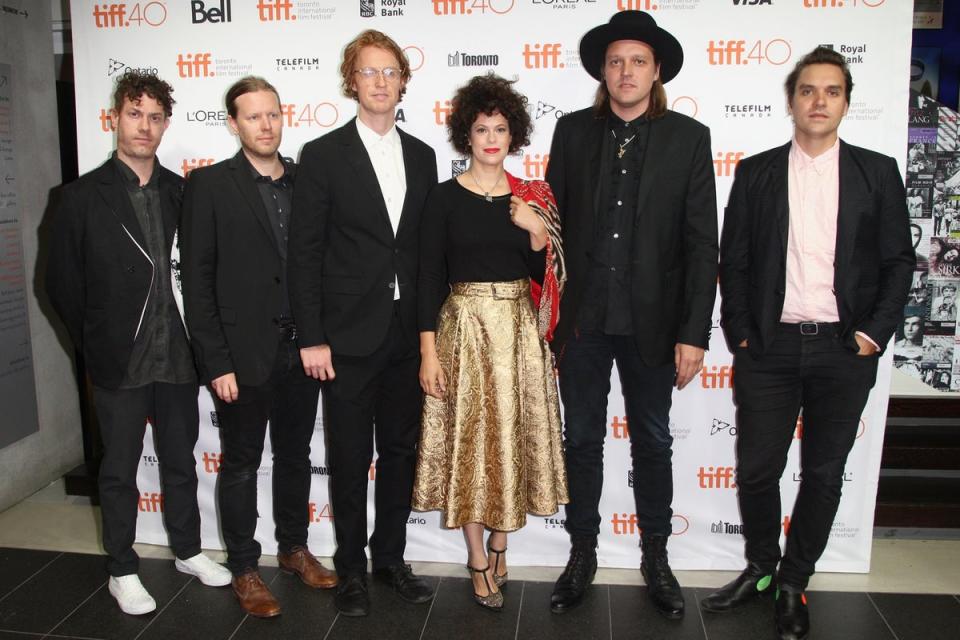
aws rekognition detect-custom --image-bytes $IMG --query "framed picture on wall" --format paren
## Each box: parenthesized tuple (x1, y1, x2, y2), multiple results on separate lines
(914, 0, 944, 29)
(911, 47, 941, 101)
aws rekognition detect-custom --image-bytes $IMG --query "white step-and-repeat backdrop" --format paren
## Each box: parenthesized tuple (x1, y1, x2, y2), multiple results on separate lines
(70, 0, 910, 571)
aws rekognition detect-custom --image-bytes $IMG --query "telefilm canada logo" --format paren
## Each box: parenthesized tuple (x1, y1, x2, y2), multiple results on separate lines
(724, 103, 773, 118)
(276, 56, 322, 72)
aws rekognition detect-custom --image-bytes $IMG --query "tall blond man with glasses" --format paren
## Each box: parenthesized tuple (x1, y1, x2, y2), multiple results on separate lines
(288, 30, 438, 617)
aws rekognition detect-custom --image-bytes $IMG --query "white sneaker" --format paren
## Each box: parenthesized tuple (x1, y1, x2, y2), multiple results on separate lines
(175, 553, 232, 587)
(108, 575, 157, 615)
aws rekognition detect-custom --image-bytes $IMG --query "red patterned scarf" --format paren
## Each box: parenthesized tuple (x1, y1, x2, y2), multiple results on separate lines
(506, 172, 566, 341)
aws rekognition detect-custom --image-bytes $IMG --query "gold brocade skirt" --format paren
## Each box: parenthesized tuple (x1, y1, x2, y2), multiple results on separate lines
(412, 279, 569, 531)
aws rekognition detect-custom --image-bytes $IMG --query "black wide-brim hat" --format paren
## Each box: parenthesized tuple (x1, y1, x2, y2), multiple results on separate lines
(579, 11, 684, 83)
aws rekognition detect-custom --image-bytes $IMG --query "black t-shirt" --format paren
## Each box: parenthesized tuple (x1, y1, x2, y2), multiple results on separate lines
(418, 179, 546, 331)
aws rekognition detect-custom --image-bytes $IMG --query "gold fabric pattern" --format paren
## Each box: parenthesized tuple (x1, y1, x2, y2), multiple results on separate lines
(412, 280, 569, 531)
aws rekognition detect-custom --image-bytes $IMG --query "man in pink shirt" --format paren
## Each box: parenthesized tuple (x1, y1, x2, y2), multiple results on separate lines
(705, 48, 913, 640)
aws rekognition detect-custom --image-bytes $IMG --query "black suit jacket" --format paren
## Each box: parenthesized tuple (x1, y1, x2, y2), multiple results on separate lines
(181, 151, 292, 386)
(46, 159, 186, 389)
(546, 107, 719, 365)
(288, 118, 438, 356)
(719, 140, 915, 356)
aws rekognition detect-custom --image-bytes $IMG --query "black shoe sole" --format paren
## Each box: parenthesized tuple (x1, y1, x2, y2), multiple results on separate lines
(701, 587, 775, 613)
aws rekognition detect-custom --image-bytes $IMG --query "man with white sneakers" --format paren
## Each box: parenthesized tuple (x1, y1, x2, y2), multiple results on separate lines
(47, 71, 231, 615)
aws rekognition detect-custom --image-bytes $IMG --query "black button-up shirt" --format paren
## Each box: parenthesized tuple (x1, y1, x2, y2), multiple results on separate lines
(577, 114, 649, 335)
(244, 154, 296, 322)
(112, 154, 196, 387)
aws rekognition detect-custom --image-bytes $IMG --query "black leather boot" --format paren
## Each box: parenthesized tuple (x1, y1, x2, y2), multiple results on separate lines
(775, 588, 810, 640)
(701, 562, 776, 612)
(640, 533, 684, 619)
(550, 536, 597, 614)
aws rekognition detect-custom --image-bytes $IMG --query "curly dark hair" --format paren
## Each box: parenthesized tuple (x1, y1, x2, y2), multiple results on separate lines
(112, 70, 175, 118)
(448, 74, 531, 155)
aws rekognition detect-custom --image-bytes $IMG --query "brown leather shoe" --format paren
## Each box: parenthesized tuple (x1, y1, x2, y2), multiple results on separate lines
(277, 547, 339, 589)
(232, 571, 281, 618)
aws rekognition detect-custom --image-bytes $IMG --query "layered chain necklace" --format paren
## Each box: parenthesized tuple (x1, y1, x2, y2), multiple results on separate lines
(468, 169, 504, 202)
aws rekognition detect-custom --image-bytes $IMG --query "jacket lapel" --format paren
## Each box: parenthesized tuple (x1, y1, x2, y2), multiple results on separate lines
(394, 128, 418, 241)
(835, 140, 867, 294)
(769, 143, 791, 261)
(633, 119, 664, 222)
(587, 116, 605, 219)
(343, 118, 393, 238)
(95, 160, 149, 252)
(227, 151, 281, 256)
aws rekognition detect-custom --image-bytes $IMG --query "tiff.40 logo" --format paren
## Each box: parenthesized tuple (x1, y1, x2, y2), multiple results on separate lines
(707, 39, 792, 66)
(92, 2, 167, 28)
(432, 0, 515, 15)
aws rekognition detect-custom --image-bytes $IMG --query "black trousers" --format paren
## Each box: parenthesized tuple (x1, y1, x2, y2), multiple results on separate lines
(324, 306, 421, 577)
(733, 324, 878, 589)
(216, 339, 321, 575)
(557, 331, 676, 537)
(92, 382, 201, 577)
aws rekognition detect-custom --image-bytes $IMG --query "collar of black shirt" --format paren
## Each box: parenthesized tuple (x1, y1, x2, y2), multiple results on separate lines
(112, 151, 160, 190)
(242, 151, 295, 187)
(608, 113, 648, 141)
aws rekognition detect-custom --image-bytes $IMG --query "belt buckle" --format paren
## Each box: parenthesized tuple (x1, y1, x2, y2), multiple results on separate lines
(799, 322, 819, 336)
(492, 283, 507, 300)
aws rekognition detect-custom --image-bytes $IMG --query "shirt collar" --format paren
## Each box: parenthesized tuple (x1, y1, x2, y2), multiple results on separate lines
(356, 116, 401, 148)
(112, 151, 160, 188)
(241, 151, 295, 186)
(790, 137, 840, 172)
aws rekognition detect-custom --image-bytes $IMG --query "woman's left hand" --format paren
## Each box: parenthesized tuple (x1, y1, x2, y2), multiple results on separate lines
(509, 196, 545, 235)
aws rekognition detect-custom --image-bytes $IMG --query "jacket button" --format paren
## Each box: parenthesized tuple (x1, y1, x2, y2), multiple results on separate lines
(388, 282, 396, 289)
(126, 266, 135, 273)
(274, 276, 281, 283)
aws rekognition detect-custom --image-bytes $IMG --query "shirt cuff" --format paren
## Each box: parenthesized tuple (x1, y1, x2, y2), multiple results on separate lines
(855, 331, 879, 350)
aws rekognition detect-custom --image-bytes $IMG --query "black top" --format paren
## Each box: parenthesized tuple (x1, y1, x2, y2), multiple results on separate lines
(112, 154, 196, 387)
(418, 179, 546, 331)
(244, 153, 296, 322)
(578, 114, 648, 335)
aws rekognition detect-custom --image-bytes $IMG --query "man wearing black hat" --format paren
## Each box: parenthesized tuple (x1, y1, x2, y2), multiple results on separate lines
(545, 11, 717, 618)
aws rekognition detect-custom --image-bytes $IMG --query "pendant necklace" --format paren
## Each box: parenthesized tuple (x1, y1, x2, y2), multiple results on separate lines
(469, 170, 503, 202)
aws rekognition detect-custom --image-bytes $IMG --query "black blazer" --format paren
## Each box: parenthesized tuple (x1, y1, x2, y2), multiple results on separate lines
(719, 140, 915, 356)
(546, 107, 719, 365)
(288, 118, 438, 356)
(46, 159, 186, 389)
(181, 151, 293, 386)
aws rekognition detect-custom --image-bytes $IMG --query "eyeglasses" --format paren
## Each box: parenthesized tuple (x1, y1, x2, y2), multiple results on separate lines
(354, 66, 402, 81)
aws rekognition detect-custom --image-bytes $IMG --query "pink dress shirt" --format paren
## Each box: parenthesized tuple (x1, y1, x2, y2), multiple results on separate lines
(781, 138, 841, 324)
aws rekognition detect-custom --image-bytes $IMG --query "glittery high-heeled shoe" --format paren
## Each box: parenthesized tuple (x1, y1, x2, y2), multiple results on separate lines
(487, 543, 508, 588)
(466, 564, 503, 611)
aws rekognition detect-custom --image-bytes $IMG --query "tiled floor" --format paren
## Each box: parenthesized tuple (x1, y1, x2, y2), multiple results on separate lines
(1, 547, 960, 640)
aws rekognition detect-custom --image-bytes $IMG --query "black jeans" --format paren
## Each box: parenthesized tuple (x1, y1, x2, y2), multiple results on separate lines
(217, 339, 321, 575)
(558, 331, 676, 537)
(733, 323, 878, 589)
(92, 382, 201, 577)
(324, 306, 422, 577)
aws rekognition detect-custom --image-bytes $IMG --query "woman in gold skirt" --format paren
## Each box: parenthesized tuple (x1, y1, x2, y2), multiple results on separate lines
(413, 74, 568, 610)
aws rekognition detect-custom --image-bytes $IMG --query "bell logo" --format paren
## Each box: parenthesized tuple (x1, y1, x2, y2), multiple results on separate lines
(176, 53, 213, 78)
(610, 415, 630, 439)
(93, 3, 168, 28)
(201, 451, 222, 473)
(258, 0, 295, 20)
(523, 43, 563, 69)
(138, 492, 164, 512)
(618, 0, 657, 9)
(523, 153, 550, 179)
(433, 100, 453, 125)
(182, 158, 215, 177)
(714, 152, 744, 176)
(99, 109, 116, 132)
(700, 365, 733, 388)
(191, 0, 231, 23)
(308, 502, 334, 522)
(698, 466, 737, 489)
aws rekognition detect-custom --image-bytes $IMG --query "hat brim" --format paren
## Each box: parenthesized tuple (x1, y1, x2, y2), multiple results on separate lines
(579, 20, 684, 84)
